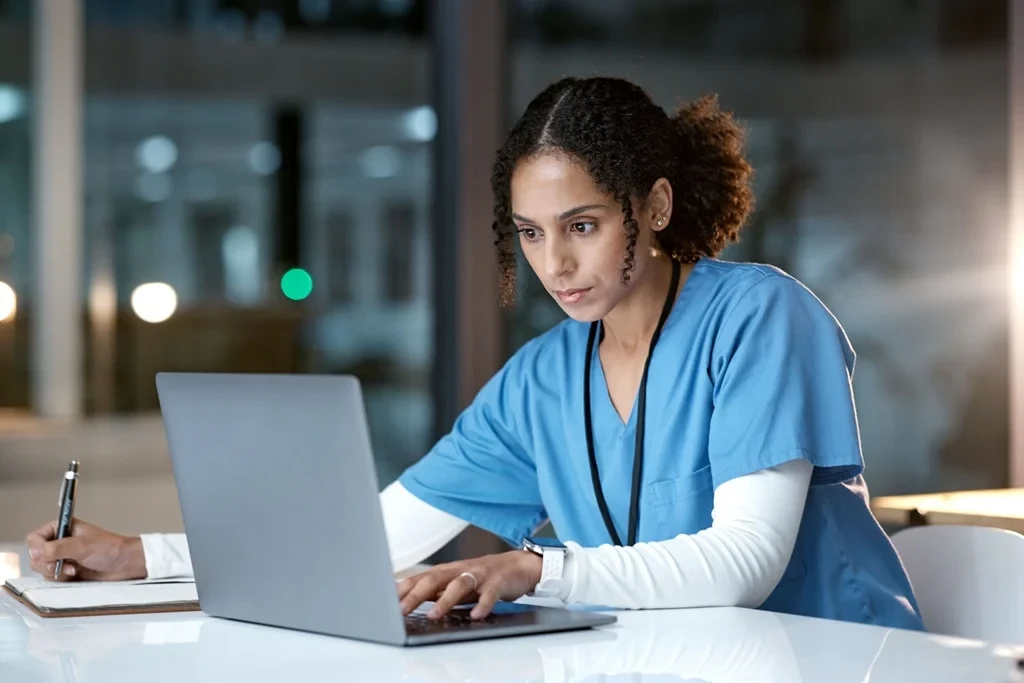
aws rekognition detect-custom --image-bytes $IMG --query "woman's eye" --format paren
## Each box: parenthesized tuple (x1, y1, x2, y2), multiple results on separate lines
(517, 227, 539, 240)
(570, 221, 596, 235)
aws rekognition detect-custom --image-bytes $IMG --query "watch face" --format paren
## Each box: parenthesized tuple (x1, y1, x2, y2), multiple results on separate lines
(525, 536, 566, 550)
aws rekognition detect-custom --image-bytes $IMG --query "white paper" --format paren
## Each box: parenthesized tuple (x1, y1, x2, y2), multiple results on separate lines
(6, 575, 198, 611)
(9, 576, 194, 591)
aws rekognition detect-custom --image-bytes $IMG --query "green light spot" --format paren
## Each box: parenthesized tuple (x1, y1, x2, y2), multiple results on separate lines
(281, 268, 313, 301)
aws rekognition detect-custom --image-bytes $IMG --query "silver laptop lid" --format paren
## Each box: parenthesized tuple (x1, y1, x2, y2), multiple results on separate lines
(155, 372, 407, 645)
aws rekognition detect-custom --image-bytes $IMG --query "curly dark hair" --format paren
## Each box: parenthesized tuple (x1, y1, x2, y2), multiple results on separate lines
(490, 76, 755, 307)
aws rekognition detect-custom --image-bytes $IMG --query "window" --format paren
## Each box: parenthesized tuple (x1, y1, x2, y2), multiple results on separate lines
(0, 0, 31, 409)
(83, 0, 435, 486)
(325, 210, 354, 304)
(383, 201, 417, 303)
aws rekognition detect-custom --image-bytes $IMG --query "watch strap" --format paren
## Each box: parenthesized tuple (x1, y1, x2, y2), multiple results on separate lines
(539, 545, 565, 585)
(530, 546, 570, 600)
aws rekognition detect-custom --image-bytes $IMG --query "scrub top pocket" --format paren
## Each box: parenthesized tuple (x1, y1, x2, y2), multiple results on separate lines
(649, 464, 715, 536)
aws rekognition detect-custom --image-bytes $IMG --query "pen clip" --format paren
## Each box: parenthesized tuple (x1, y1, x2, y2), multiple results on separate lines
(58, 477, 68, 507)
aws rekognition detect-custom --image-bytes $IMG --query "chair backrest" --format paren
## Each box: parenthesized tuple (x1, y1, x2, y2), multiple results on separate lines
(891, 524, 1024, 643)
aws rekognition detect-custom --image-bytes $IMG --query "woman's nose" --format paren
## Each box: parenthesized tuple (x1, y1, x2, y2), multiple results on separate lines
(544, 238, 574, 280)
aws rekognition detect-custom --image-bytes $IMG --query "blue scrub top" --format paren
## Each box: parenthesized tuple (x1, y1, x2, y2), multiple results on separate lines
(399, 258, 924, 631)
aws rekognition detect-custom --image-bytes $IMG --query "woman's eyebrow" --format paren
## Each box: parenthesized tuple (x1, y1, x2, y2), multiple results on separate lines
(512, 204, 609, 224)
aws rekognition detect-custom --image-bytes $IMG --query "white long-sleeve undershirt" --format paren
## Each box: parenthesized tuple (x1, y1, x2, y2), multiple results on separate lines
(141, 458, 812, 610)
(562, 458, 811, 609)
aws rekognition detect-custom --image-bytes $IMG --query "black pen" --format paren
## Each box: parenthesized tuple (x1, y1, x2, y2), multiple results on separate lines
(54, 461, 79, 580)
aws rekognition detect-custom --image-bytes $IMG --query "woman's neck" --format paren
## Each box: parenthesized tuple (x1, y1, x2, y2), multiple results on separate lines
(600, 255, 687, 357)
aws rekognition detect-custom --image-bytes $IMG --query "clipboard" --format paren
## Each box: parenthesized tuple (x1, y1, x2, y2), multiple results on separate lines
(3, 578, 201, 618)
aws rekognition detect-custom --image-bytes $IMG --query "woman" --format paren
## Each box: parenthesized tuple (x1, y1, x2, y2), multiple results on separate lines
(25, 76, 924, 631)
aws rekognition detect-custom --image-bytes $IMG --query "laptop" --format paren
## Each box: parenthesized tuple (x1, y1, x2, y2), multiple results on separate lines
(154, 372, 617, 646)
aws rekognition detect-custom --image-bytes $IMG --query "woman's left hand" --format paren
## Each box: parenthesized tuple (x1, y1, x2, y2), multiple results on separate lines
(397, 550, 543, 620)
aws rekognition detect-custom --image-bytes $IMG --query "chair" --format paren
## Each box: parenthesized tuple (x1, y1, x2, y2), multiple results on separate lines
(891, 524, 1024, 643)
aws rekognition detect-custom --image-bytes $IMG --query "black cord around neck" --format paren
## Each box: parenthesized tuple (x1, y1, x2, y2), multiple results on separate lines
(583, 259, 682, 546)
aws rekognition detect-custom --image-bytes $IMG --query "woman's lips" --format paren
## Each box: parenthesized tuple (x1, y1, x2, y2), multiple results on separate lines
(554, 288, 592, 304)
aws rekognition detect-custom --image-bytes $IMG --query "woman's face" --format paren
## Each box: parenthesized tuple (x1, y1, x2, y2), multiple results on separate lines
(510, 152, 664, 322)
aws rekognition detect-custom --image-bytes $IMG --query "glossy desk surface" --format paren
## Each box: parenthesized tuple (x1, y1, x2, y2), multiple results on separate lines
(1, 545, 1022, 683)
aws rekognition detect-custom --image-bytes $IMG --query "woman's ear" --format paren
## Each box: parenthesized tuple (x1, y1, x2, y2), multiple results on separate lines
(647, 178, 673, 232)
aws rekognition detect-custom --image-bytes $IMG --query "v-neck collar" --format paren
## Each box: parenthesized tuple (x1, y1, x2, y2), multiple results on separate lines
(587, 258, 706, 435)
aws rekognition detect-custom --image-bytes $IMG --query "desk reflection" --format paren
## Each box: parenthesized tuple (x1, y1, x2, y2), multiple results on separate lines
(3, 596, 1024, 683)
(397, 608, 800, 683)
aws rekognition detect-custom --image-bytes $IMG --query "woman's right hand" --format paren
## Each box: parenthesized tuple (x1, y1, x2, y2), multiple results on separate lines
(24, 519, 147, 581)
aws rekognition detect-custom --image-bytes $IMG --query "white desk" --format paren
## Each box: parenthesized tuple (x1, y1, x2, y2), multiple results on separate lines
(1, 544, 1022, 683)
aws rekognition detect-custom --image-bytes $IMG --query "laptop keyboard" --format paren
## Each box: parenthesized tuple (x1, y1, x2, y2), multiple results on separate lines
(404, 607, 526, 634)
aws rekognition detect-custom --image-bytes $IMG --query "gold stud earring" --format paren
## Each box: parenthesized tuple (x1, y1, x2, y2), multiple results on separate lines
(657, 217, 665, 226)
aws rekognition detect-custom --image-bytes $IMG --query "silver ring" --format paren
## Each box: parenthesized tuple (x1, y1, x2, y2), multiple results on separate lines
(459, 571, 478, 591)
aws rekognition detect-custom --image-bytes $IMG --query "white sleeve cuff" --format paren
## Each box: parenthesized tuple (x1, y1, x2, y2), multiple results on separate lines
(136, 484, 465, 580)
(564, 541, 589, 604)
(139, 533, 193, 579)
(380, 481, 469, 573)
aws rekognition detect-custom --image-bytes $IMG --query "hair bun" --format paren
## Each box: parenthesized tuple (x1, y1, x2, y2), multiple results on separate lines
(667, 94, 754, 260)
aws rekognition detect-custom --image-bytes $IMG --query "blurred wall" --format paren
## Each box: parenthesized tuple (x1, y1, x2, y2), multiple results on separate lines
(505, 0, 1009, 497)
(0, 0, 1013, 546)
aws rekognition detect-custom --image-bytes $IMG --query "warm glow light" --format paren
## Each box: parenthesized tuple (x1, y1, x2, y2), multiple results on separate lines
(131, 282, 178, 323)
(1015, 256, 1024, 303)
(0, 281, 16, 322)
(0, 552, 20, 581)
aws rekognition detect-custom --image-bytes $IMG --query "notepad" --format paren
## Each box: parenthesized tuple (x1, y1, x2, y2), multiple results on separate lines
(3, 575, 200, 617)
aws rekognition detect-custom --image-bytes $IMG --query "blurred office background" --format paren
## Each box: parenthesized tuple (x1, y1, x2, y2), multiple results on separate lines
(0, 0, 1017, 550)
